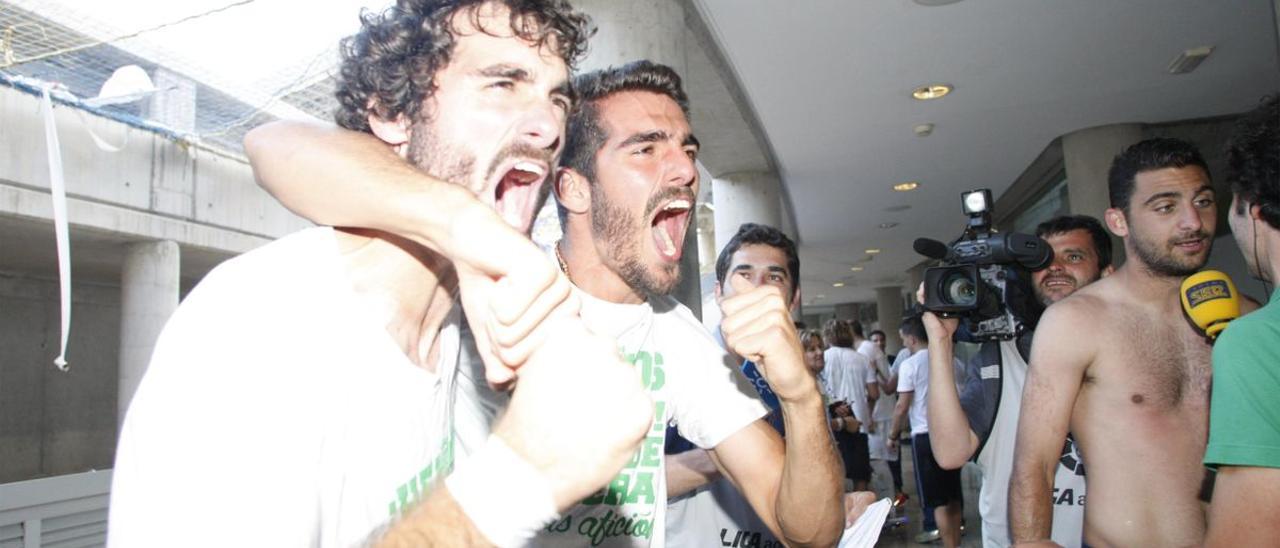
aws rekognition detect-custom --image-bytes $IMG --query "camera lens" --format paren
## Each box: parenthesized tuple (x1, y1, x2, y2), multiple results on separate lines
(941, 271, 977, 306)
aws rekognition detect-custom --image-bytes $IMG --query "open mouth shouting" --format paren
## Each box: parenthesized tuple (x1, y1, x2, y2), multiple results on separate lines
(649, 194, 693, 262)
(490, 157, 550, 233)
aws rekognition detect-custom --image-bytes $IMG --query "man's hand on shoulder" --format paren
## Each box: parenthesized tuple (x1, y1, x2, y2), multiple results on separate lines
(494, 316, 653, 511)
(719, 276, 815, 403)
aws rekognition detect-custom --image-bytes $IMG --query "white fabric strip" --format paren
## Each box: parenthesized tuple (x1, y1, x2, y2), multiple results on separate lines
(41, 86, 73, 371)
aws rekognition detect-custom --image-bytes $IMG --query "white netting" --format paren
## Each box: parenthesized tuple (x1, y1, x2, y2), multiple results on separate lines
(0, 0, 374, 157)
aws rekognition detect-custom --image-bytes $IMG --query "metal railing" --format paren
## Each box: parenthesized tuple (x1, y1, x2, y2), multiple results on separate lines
(0, 469, 112, 548)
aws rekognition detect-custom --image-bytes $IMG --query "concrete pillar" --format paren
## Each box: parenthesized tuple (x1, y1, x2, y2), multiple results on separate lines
(876, 287, 905, 355)
(1062, 124, 1142, 265)
(712, 171, 784, 253)
(118, 240, 180, 431)
(573, 0, 690, 75)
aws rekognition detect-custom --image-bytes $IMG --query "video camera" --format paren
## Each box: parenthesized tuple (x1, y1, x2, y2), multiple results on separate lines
(914, 189, 1052, 340)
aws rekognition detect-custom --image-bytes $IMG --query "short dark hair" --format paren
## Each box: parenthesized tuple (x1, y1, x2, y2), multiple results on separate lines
(1035, 214, 1113, 270)
(714, 223, 801, 300)
(334, 0, 591, 132)
(1108, 137, 1209, 212)
(823, 319, 854, 348)
(559, 60, 689, 188)
(869, 330, 886, 340)
(899, 314, 926, 342)
(1226, 95, 1280, 229)
(850, 319, 865, 339)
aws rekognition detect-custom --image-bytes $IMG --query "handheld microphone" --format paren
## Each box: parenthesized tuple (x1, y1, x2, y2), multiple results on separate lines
(1180, 270, 1240, 340)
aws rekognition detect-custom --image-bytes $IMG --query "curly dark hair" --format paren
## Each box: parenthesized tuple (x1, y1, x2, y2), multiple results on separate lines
(1107, 137, 1209, 212)
(713, 222, 801, 300)
(1035, 214, 1114, 270)
(334, 0, 592, 132)
(1226, 95, 1280, 229)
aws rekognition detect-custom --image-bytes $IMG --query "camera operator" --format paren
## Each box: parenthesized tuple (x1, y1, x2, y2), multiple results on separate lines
(919, 214, 1114, 548)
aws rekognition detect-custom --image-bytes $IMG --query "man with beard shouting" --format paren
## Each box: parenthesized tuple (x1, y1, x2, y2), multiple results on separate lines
(246, 60, 845, 547)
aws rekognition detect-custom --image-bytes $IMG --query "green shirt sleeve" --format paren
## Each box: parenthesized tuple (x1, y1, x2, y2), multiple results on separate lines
(1204, 307, 1280, 469)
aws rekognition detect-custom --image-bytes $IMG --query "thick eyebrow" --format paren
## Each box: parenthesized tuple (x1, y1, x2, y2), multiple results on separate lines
(731, 264, 789, 278)
(617, 130, 701, 151)
(1142, 185, 1214, 206)
(476, 64, 531, 81)
(1058, 247, 1092, 257)
(618, 130, 669, 149)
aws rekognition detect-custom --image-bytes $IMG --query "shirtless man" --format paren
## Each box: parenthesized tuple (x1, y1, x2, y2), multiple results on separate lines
(1009, 137, 1222, 546)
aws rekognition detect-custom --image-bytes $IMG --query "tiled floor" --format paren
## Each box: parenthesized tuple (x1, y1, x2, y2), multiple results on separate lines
(867, 439, 985, 547)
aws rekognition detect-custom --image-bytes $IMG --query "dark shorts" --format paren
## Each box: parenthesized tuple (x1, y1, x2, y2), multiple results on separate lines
(835, 431, 872, 482)
(911, 433, 963, 507)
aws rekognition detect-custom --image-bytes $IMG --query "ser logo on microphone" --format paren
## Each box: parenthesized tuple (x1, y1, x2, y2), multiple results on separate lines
(1185, 280, 1232, 307)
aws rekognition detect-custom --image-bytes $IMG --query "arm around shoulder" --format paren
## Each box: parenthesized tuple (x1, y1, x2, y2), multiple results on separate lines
(243, 120, 473, 253)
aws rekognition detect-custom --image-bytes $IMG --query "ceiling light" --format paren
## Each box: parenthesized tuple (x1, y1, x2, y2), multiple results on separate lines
(816, 294, 826, 299)
(851, 266, 864, 272)
(1168, 46, 1214, 75)
(865, 249, 881, 254)
(893, 182, 920, 192)
(912, 84, 952, 100)
(832, 282, 845, 288)
(879, 222, 898, 229)
(914, 123, 934, 137)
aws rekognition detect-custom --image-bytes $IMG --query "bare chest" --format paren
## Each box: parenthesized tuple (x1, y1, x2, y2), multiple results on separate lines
(1091, 310, 1213, 412)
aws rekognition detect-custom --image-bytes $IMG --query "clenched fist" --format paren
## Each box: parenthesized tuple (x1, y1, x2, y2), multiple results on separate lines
(493, 316, 654, 512)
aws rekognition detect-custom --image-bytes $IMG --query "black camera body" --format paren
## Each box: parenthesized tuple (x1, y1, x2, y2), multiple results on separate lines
(915, 189, 1052, 340)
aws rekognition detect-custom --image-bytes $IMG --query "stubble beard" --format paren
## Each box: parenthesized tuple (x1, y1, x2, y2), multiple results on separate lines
(407, 116, 476, 190)
(589, 187, 680, 297)
(1129, 223, 1211, 278)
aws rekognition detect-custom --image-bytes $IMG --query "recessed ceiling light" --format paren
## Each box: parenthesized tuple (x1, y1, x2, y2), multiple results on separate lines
(866, 249, 882, 254)
(832, 282, 845, 288)
(893, 182, 920, 192)
(912, 84, 952, 100)
(879, 222, 898, 229)
(851, 266, 864, 272)
(1168, 45, 1214, 75)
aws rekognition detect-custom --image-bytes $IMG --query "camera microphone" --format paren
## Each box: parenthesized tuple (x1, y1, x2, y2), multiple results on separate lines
(914, 238, 951, 261)
(1180, 270, 1240, 341)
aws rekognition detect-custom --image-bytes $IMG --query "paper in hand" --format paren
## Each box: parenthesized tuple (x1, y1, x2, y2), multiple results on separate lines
(837, 497, 892, 548)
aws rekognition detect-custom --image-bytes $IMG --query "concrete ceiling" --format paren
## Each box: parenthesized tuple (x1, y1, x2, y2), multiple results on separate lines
(696, 0, 1280, 306)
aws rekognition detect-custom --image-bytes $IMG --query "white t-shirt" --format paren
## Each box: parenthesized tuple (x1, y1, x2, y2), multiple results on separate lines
(895, 349, 962, 436)
(973, 340, 1086, 548)
(109, 228, 467, 548)
(858, 340, 894, 422)
(823, 346, 876, 433)
(531, 291, 769, 548)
